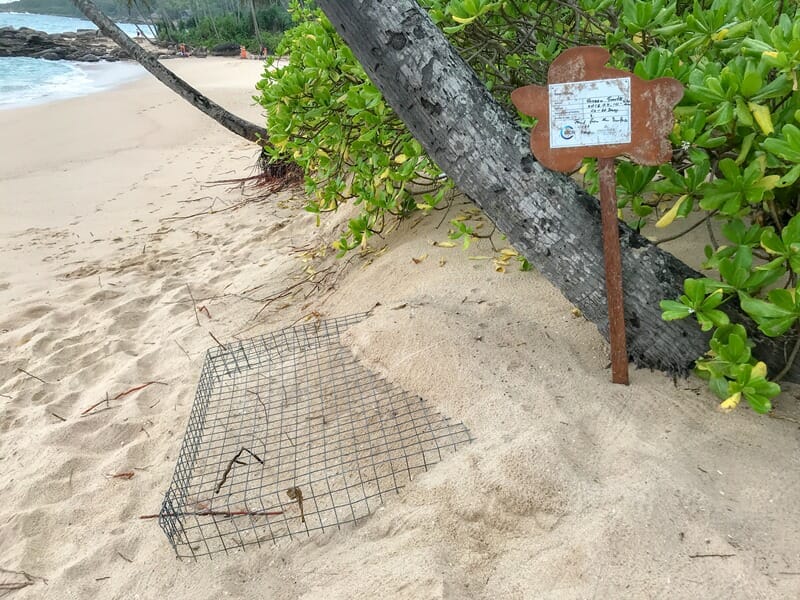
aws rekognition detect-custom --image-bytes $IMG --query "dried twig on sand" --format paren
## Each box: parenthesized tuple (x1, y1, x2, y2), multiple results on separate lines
(209, 332, 226, 349)
(139, 509, 282, 519)
(174, 340, 192, 361)
(113, 381, 167, 401)
(16, 368, 48, 384)
(0, 567, 46, 592)
(81, 382, 167, 416)
(186, 284, 200, 326)
(251, 255, 358, 321)
(81, 392, 110, 417)
(214, 447, 264, 495)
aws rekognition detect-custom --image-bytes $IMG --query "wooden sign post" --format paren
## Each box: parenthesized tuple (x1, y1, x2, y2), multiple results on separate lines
(511, 46, 683, 385)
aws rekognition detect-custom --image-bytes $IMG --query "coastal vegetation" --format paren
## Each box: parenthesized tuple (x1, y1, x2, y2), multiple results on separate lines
(5, 0, 290, 53)
(156, 3, 290, 54)
(259, 0, 800, 412)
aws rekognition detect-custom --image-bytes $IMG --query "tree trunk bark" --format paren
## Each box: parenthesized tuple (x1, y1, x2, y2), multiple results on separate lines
(317, 0, 800, 381)
(249, 0, 261, 47)
(70, 0, 268, 144)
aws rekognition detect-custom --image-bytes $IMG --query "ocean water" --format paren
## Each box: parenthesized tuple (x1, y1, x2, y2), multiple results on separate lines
(0, 12, 147, 109)
(0, 11, 143, 36)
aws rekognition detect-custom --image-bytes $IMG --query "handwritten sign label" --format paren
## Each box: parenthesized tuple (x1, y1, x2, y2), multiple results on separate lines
(548, 77, 631, 149)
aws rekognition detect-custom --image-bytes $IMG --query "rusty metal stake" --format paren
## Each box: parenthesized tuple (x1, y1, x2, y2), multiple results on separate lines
(597, 157, 629, 385)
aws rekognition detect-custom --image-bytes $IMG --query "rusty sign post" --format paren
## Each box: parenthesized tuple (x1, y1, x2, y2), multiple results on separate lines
(511, 46, 683, 385)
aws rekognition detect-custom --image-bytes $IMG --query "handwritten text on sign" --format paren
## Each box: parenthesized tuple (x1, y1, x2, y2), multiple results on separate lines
(549, 77, 631, 148)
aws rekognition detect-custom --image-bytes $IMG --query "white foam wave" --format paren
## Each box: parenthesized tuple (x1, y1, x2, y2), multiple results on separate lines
(0, 59, 146, 110)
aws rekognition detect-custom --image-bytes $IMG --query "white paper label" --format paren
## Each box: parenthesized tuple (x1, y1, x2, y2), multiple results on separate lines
(548, 77, 631, 148)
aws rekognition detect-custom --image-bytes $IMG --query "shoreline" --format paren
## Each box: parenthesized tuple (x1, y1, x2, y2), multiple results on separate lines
(0, 56, 147, 110)
(0, 56, 266, 302)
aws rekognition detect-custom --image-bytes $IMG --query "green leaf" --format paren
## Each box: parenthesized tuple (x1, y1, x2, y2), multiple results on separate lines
(761, 229, 786, 255)
(739, 293, 794, 319)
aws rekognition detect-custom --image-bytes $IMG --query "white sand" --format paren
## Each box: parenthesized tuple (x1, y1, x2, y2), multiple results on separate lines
(1, 57, 799, 599)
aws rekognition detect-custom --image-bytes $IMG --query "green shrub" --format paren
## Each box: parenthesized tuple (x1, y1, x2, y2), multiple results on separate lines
(258, 0, 800, 413)
(256, 5, 451, 255)
(159, 5, 291, 53)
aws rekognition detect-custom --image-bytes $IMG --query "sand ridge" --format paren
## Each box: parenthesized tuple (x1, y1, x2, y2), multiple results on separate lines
(0, 57, 799, 599)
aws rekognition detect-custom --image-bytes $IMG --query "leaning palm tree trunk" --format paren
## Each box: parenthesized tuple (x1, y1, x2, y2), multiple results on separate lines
(71, 0, 268, 144)
(249, 0, 261, 47)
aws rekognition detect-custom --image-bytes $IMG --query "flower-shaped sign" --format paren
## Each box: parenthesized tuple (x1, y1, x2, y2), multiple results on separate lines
(510, 46, 684, 385)
(511, 46, 683, 172)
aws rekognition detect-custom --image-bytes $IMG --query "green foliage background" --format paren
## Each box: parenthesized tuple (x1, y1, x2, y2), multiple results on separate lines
(258, 0, 800, 413)
(162, 6, 290, 53)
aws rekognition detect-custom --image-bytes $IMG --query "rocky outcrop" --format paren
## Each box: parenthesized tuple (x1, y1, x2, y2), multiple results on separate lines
(0, 26, 131, 61)
(209, 42, 240, 57)
(0, 26, 209, 62)
(0, 26, 129, 61)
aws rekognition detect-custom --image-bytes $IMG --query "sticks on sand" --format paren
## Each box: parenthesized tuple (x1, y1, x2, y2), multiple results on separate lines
(214, 447, 264, 495)
(81, 382, 168, 416)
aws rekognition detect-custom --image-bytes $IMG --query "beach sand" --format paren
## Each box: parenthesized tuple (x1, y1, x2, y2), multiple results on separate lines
(1, 57, 799, 599)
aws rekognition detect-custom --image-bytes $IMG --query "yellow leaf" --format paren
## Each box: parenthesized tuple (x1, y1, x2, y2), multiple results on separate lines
(468, 256, 491, 260)
(762, 51, 778, 58)
(394, 153, 408, 164)
(655, 195, 689, 228)
(451, 14, 477, 24)
(578, 163, 590, 175)
(435, 241, 457, 248)
(493, 262, 506, 273)
(379, 167, 391, 180)
(571, 308, 582, 318)
(719, 392, 742, 413)
(751, 361, 767, 379)
(748, 102, 774, 135)
(412, 253, 428, 264)
(712, 28, 729, 41)
(500, 248, 518, 257)
(755, 175, 781, 190)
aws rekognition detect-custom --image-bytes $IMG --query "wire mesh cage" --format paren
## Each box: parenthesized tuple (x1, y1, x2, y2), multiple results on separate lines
(159, 314, 472, 558)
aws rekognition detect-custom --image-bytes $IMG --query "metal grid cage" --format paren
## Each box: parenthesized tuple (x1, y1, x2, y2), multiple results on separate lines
(159, 314, 472, 558)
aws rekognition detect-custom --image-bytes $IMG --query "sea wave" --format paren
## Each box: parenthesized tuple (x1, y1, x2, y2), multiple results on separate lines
(0, 57, 145, 110)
